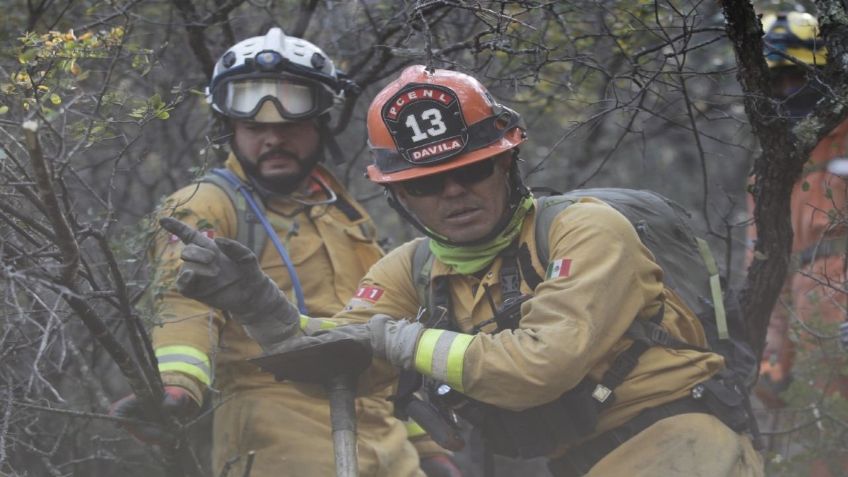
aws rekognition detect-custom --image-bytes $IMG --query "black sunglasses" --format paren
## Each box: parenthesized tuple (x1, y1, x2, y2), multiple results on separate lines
(398, 159, 496, 197)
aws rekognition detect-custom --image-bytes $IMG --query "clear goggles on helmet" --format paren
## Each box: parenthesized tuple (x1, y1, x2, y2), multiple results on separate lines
(210, 76, 335, 121)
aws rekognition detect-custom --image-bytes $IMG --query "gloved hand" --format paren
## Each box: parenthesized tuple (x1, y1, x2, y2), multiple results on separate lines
(275, 314, 424, 370)
(109, 386, 198, 445)
(840, 321, 848, 351)
(420, 454, 463, 477)
(160, 217, 301, 349)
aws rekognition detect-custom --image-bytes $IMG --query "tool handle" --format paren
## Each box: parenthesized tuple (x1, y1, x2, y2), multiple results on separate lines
(327, 374, 359, 477)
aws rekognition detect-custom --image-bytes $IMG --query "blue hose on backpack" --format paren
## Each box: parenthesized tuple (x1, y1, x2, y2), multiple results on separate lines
(211, 169, 308, 314)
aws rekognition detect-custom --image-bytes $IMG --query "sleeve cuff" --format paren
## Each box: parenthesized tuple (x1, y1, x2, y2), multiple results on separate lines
(160, 372, 205, 406)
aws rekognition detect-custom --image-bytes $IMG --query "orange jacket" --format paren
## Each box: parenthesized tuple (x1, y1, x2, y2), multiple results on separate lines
(747, 119, 848, 256)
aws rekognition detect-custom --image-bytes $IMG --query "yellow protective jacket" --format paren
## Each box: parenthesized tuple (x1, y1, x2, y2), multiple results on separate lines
(150, 155, 423, 477)
(335, 197, 726, 457)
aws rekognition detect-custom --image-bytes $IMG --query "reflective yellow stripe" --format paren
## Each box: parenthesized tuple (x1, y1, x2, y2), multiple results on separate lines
(414, 329, 473, 392)
(415, 329, 441, 376)
(155, 345, 208, 364)
(405, 419, 426, 438)
(300, 315, 338, 334)
(155, 345, 212, 385)
(158, 362, 212, 385)
(445, 334, 473, 391)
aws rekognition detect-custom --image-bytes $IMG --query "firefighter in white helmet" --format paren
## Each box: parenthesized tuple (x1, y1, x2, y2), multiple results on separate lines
(110, 29, 459, 476)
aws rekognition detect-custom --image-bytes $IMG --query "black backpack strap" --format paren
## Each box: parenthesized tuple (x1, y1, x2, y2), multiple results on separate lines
(428, 276, 453, 329)
(411, 238, 439, 324)
(586, 305, 662, 409)
(493, 241, 522, 331)
(393, 370, 423, 417)
(517, 242, 544, 290)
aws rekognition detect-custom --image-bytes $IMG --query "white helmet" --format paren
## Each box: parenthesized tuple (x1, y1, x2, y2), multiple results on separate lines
(207, 28, 344, 123)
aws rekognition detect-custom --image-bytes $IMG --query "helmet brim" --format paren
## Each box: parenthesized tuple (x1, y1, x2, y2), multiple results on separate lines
(366, 128, 524, 183)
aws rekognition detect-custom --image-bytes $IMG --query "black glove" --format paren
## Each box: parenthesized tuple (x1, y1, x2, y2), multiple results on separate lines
(160, 217, 301, 349)
(109, 386, 198, 445)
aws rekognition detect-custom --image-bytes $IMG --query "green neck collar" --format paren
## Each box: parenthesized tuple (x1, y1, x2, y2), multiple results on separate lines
(428, 195, 534, 275)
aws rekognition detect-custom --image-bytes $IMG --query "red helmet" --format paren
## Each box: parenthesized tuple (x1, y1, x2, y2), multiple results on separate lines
(366, 65, 526, 183)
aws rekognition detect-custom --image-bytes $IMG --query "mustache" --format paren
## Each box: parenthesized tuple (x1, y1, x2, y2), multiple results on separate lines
(257, 147, 302, 165)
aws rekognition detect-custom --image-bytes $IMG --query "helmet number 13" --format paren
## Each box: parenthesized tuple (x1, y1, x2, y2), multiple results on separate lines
(405, 108, 447, 142)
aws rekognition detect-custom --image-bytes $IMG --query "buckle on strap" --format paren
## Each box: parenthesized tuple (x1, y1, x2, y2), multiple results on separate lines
(591, 384, 613, 404)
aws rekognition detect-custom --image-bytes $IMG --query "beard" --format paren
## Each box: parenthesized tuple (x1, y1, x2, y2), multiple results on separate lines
(233, 144, 322, 195)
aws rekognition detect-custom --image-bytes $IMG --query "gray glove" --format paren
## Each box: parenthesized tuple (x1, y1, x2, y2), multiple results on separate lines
(159, 217, 301, 349)
(278, 314, 425, 370)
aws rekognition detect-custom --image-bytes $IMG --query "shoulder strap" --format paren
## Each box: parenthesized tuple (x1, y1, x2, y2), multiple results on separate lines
(411, 238, 439, 324)
(533, 196, 578, 268)
(197, 169, 267, 257)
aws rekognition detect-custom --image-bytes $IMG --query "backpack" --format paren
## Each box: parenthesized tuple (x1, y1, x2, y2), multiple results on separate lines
(411, 188, 758, 389)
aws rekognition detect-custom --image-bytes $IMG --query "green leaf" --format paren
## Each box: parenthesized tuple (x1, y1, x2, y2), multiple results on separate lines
(129, 106, 146, 119)
(150, 93, 164, 109)
(49, 93, 61, 105)
(0, 105, 8, 115)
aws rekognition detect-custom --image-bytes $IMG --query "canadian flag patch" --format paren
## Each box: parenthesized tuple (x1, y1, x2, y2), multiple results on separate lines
(546, 258, 572, 279)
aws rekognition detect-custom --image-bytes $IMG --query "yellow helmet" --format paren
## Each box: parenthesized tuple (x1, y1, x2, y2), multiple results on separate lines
(762, 12, 827, 68)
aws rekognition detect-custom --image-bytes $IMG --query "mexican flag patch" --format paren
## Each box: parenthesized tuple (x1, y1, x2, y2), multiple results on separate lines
(546, 258, 572, 279)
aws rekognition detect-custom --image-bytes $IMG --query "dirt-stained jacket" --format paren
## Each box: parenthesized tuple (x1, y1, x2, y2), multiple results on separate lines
(336, 197, 726, 455)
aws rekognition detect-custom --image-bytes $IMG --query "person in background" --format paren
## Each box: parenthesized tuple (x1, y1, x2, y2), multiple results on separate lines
(748, 11, 848, 477)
